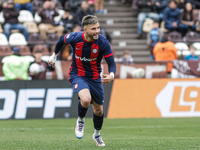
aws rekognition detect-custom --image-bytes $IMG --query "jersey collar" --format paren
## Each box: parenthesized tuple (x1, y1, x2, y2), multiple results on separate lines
(82, 32, 94, 43)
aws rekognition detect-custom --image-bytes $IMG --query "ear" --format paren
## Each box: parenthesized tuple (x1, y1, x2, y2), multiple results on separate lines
(83, 26, 87, 32)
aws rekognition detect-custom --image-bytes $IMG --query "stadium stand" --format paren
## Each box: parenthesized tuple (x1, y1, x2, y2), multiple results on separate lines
(9, 33, 27, 46)
(45, 33, 60, 45)
(0, 33, 8, 45)
(28, 33, 44, 45)
(168, 31, 183, 43)
(17, 45, 32, 56)
(0, 46, 12, 57)
(23, 21, 39, 33)
(18, 10, 34, 23)
(33, 44, 50, 56)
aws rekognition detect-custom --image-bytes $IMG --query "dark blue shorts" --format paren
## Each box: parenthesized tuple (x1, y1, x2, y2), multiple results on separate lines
(69, 75, 104, 105)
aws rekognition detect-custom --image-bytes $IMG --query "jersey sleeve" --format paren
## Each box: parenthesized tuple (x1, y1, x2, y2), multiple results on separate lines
(54, 32, 76, 54)
(102, 38, 116, 74)
(64, 32, 76, 45)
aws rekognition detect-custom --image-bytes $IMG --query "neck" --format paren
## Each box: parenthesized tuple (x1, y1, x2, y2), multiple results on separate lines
(84, 32, 93, 42)
(35, 58, 41, 63)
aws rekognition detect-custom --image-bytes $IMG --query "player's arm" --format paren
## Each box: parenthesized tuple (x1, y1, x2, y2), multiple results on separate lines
(48, 34, 71, 68)
(101, 42, 116, 85)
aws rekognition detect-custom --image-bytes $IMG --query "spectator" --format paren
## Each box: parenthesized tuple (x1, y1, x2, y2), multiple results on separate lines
(76, 0, 94, 26)
(154, 0, 170, 20)
(136, 0, 159, 39)
(118, 50, 134, 64)
(55, 8, 75, 34)
(14, 0, 33, 14)
(95, 0, 104, 14)
(176, 0, 186, 10)
(38, 1, 64, 41)
(72, 24, 82, 32)
(0, 1, 7, 12)
(69, 0, 82, 14)
(163, 0, 184, 33)
(187, 0, 200, 9)
(3, 1, 29, 41)
(147, 20, 163, 58)
(29, 49, 54, 80)
(179, 2, 196, 35)
(2, 47, 30, 81)
(184, 45, 199, 61)
(153, 34, 178, 61)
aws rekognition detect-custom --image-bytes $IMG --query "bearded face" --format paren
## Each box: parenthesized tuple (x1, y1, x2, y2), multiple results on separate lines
(84, 22, 100, 41)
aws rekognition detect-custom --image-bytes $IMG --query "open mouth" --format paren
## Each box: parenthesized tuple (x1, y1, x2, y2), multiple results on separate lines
(94, 33, 99, 37)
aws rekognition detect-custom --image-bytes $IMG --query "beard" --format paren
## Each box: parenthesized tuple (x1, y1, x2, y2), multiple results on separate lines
(87, 32, 99, 41)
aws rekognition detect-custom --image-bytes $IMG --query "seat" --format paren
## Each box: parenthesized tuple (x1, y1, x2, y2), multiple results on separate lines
(54, 9, 65, 22)
(9, 33, 27, 46)
(33, 44, 50, 55)
(34, 12, 42, 23)
(175, 42, 189, 51)
(175, 42, 189, 56)
(192, 42, 200, 50)
(23, 21, 39, 33)
(0, 33, 8, 46)
(17, 45, 32, 55)
(142, 18, 154, 33)
(160, 21, 169, 33)
(28, 33, 44, 45)
(0, 24, 3, 33)
(32, 0, 43, 13)
(46, 33, 59, 45)
(55, 1, 63, 9)
(0, 46, 12, 57)
(168, 31, 183, 42)
(185, 31, 200, 43)
(0, 12, 5, 24)
(18, 10, 34, 23)
(192, 42, 200, 55)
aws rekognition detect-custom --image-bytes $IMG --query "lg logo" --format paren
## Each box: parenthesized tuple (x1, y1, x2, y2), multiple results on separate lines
(0, 88, 73, 119)
(156, 81, 200, 117)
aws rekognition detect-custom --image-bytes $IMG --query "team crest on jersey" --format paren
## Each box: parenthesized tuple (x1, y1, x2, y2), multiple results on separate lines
(92, 49, 98, 54)
(74, 83, 78, 90)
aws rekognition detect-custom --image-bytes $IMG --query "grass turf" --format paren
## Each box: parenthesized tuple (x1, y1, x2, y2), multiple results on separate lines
(0, 118, 199, 150)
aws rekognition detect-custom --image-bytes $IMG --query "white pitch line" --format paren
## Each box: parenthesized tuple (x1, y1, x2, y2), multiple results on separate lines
(0, 125, 187, 131)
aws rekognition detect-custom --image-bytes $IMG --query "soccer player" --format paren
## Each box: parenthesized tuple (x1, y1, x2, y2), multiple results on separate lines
(48, 15, 116, 146)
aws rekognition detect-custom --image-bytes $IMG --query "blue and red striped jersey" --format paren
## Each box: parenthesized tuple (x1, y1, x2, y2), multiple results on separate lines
(55, 31, 116, 81)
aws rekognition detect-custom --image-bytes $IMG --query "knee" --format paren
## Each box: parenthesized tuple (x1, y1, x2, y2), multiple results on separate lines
(57, 26, 64, 31)
(81, 95, 91, 107)
(3, 24, 10, 31)
(38, 24, 47, 30)
(94, 108, 103, 116)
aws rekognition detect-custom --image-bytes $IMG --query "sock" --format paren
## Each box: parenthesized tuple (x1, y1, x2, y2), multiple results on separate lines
(78, 101, 88, 119)
(93, 113, 104, 136)
(94, 129, 100, 137)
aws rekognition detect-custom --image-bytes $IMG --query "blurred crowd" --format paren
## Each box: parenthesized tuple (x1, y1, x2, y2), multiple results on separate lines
(0, 0, 118, 80)
(135, 0, 200, 61)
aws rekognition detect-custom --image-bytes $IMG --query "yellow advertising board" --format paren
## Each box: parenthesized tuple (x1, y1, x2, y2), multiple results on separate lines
(107, 79, 200, 118)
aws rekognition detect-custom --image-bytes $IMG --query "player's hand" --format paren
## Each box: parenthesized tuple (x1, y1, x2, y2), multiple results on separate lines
(48, 52, 57, 68)
(101, 74, 113, 85)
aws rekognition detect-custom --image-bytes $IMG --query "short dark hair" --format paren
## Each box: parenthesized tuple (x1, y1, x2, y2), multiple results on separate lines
(82, 15, 98, 27)
(170, 0, 178, 5)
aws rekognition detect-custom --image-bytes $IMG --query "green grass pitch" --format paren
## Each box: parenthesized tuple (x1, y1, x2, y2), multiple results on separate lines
(0, 118, 200, 150)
